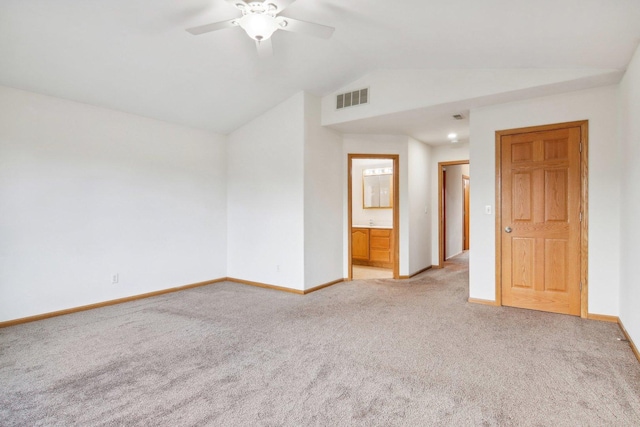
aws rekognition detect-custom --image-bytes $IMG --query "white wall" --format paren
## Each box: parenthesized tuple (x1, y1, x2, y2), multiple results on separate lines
(351, 159, 393, 227)
(469, 86, 621, 316)
(408, 138, 432, 275)
(322, 69, 621, 127)
(227, 93, 305, 290)
(430, 143, 470, 265)
(343, 135, 410, 276)
(445, 164, 470, 259)
(0, 85, 227, 322)
(303, 94, 344, 289)
(618, 44, 640, 346)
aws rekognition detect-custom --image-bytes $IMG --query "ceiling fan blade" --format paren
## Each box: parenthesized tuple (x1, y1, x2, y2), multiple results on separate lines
(279, 17, 334, 39)
(269, 0, 297, 12)
(186, 19, 237, 35)
(256, 38, 273, 58)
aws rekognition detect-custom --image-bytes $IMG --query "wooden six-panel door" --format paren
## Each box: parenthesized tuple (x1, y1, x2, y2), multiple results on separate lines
(499, 125, 582, 316)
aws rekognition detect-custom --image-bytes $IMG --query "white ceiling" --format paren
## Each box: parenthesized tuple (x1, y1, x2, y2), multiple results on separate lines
(1, 0, 639, 140)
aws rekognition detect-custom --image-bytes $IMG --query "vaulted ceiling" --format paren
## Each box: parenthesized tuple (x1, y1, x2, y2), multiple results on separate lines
(1, 0, 639, 140)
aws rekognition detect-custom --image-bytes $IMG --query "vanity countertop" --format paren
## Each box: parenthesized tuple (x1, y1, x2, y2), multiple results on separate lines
(352, 225, 393, 229)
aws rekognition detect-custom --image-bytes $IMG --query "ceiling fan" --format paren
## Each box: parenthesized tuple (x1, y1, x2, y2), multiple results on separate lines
(186, 0, 335, 58)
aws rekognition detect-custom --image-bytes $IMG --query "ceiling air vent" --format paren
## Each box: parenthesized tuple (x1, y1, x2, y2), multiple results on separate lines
(452, 114, 464, 120)
(336, 88, 369, 110)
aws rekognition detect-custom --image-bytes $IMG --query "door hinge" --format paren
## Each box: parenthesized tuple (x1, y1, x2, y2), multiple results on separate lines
(579, 212, 583, 222)
(579, 142, 583, 153)
(580, 282, 583, 292)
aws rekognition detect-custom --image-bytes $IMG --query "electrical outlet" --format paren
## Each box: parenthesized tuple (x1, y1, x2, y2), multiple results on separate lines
(111, 273, 119, 284)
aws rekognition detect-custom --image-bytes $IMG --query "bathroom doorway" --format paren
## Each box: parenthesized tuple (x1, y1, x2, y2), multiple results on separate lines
(348, 154, 399, 280)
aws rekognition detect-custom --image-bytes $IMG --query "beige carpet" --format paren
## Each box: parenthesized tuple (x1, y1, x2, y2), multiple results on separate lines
(1, 253, 639, 426)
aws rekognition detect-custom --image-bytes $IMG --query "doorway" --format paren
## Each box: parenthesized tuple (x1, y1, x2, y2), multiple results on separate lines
(438, 160, 470, 268)
(348, 154, 400, 280)
(495, 121, 588, 317)
(463, 175, 470, 251)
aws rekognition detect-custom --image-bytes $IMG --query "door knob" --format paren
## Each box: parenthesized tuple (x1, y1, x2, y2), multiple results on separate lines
(505, 226, 512, 233)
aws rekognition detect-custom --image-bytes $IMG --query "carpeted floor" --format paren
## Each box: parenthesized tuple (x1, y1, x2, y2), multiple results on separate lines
(1, 253, 639, 426)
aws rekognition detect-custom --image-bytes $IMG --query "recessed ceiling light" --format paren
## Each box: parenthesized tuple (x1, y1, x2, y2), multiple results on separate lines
(447, 133, 457, 140)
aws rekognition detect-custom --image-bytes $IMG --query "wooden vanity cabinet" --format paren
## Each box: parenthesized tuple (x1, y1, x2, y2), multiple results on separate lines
(351, 227, 393, 268)
(352, 228, 370, 261)
(369, 229, 392, 264)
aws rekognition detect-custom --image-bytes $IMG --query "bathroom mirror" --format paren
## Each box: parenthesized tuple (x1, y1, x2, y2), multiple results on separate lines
(363, 168, 393, 209)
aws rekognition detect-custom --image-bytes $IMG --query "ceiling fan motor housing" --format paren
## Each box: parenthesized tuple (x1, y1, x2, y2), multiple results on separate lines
(239, 2, 278, 14)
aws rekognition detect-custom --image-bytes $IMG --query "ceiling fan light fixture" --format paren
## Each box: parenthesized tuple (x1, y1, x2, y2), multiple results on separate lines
(186, 0, 335, 57)
(239, 13, 278, 41)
